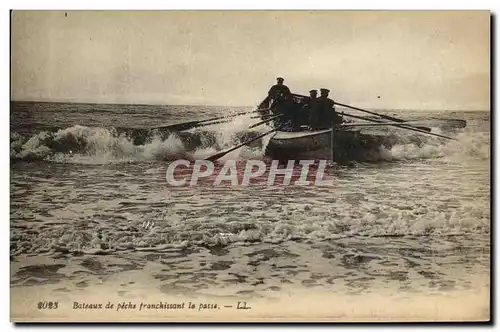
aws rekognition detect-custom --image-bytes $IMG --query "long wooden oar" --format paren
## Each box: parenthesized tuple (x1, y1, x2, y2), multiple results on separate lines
(341, 122, 433, 128)
(248, 114, 283, 129)
(335, 102, 431, 132)
(195, 108, 277, 129)
(154, 109, 266, 132)
(205, 125, 284, 162)
(342, 112, 456, 140)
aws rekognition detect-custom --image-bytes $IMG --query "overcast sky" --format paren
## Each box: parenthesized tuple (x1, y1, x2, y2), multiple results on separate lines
(11, 10, 490, 110)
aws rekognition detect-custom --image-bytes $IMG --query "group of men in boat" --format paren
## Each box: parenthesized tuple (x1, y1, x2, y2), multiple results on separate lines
(261, 77, 344, 131)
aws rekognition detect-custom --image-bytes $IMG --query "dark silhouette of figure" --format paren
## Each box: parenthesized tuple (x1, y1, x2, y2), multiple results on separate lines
(305, 89, 319, 128)
(259, 77, 292, 125)
(267, 77, 291, 102)
(310, 88, 343, 129)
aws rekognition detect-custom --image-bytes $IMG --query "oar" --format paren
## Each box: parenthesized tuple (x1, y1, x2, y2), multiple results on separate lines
(186, 118, 234, 128)
(342, 112, 456, 140)
(248, 114, 283, 129)
(191, 109, 280, 131)
(205, 125, 284, 162)
(196, 96, 269, 125)
(335, 102, 431, 132)
(341, 122, 435, 127)
(153, 109, 266, 132)
(257, 107, 272, 113)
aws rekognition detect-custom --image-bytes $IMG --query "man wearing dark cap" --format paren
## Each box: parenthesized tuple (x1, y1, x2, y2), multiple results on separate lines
(267, 77, 291, 102)
(305, 89, 318, 112)
(259, 77, 292, 119)
(313, 88, 343, 129)
(261, 77, 292, 127)
(304, 89, 319, 127)
(259, 77, 292, 121)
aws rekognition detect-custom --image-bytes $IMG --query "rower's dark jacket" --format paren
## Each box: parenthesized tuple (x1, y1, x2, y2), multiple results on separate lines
(268, 84, 291, 99)
(303, 96, 318, 109)
(309, 97, 342, 128)
(304, 96, 319, 127)
(318, 96, 335, 110)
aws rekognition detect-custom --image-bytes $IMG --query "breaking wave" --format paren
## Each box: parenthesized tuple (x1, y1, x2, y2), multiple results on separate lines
(9, 115, 489, 255)
(10, 123, 265, 164)
(379, 128, 489, 163)
(10, 117, 488, 165)
(10, 190, 489, 256)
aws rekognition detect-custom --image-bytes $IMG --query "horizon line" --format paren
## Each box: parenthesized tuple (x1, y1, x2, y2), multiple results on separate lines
(10, 99, 490, 113)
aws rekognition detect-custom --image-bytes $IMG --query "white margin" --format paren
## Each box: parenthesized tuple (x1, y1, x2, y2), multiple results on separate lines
(3, 1, 496, 331)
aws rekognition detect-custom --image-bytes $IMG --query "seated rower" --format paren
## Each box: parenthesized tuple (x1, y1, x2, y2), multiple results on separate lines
(310, 88, 343, 130)
(266, 77, 291, 109)
(303, 89, 318, 111)
(274, 93, 299, 130)
(305, 89, 319, 128)
(259, 77, 292, 124)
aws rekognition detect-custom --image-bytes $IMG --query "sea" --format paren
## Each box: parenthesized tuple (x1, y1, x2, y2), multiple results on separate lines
(10, 101, 490, 321)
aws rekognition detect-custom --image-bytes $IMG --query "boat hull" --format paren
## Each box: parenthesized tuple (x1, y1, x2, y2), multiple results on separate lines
(265, 128, 394, 163)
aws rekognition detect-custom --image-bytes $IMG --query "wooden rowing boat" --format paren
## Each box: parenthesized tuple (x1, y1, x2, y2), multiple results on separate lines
(202, 92, 460, 162)
(261, 94, 397, 163)
(266, 126, 395, 163)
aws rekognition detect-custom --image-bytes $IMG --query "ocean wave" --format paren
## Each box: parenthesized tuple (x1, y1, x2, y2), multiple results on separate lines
(10, 197, 489, 256)
(10, 119, 488, 165)
(379, 130, 490, 162)
(10, 124, 264, 164)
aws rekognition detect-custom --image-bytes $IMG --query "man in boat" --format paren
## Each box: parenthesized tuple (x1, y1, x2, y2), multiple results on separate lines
(303, 89, 319, 129)
(263, 77, 295, 128)
(309, 88, 343, 129)
(267, 77, 291, 102)
(264, 77, 292, 110)
(304, 89, 318, 107)
(259, 77, 292, 124)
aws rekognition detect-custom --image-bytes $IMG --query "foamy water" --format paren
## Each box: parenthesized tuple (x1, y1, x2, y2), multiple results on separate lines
(10, 102, 490, 321)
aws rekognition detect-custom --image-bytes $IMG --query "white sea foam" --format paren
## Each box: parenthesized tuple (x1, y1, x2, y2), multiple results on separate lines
(379, 129, 489, 163)
(11, 115, 488, 166)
